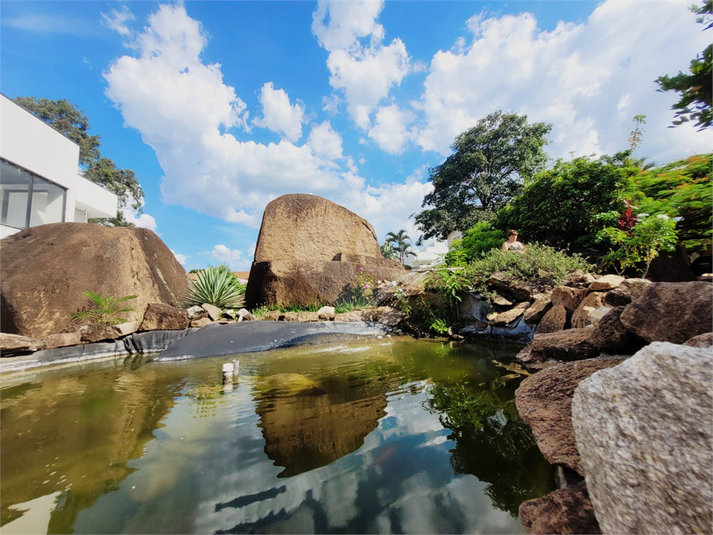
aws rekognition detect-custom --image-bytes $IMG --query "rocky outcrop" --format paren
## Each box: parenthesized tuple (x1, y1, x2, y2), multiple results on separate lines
(139, 303, 189, 331)
(0, 223, 188, 339)
(519, 482, 601, 535)
(523, 294, 552, 324)
(572, 342, 713, 535)
(515, 358, 624, 474)
(570, 293, 605, 329)
(535, 305, 567, 334)
(603, 278, 650, 307)
(0, 332, 46, 355)
(620, 281, 713, 344)
(519, 329, 599, 367)
(588, 307, 645, 355)
(550, 286, 587, 312)
(245, 195, 403, 308)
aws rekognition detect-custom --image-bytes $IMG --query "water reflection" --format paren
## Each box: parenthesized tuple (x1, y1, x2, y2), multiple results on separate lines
(1, 338, 553, 534)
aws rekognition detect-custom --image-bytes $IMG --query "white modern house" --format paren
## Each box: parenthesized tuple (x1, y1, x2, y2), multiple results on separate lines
(0, 94, 118, 239)
(404, 231, 462, 269)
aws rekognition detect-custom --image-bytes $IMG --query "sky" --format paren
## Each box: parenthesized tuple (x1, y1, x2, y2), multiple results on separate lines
(1, 0, 710, 271)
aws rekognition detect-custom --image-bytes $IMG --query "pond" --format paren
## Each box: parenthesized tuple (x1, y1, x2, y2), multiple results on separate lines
(1, 337, 554, 534)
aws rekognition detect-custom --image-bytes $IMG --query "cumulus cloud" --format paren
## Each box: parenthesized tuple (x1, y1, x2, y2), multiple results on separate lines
(120, 205, 157, 231)
(312, 0, 412, 129)
(253, 82, 305, 142)
(170, 249, 188, 266)
(307, 121, 343, 159)
(209, 244, 245, 269)
(104, 4, 355, 228)
(368, 104, 415, 154)
(414, 0, 710, 161)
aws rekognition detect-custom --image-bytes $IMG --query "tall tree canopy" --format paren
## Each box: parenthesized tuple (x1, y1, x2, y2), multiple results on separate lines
(655, 1, 712, 130)
(12, 97, 144, 226)
(414, 110, 551, 241)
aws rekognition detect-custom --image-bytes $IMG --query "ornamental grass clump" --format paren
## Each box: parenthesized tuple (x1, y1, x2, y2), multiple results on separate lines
(184, 265, 246, 309)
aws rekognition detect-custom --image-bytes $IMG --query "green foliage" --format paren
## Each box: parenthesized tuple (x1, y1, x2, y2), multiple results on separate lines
(497, 155, 641, 248)
(415, 110, 552, 241)
(384, 230, 416, 265)
(12, 96, 144, 225)
(380, 242, 398, 260)
(425, 267, 471, 307)
(184, 265, 246, 309)
(429, 317, 450, 335)
(445, 222, 503, 265)
(71, 291, 138, 326)
(464, 245, 594, 295)
(336, 266, 376, 309)
(633, 153, 712, 252)
(655, 1, 712, 130)
(598, 214, 679, 277)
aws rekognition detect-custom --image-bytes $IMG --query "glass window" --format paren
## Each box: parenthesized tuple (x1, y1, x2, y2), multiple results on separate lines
(0, 158, 66, 230)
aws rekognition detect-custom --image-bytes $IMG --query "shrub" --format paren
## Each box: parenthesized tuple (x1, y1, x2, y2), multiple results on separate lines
(184, 265, 246, 309)
(71, 291, 138, 326)
(445, 222, 504, 265)
(464, 244, 594, 295)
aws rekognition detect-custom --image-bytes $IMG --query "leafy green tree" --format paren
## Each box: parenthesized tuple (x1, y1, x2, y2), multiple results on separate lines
(380, 242, 398, 260)
(414, 110, 552, 241)
(12, 97, 144, 226)
(497, 155, 641, 249)
(385, 230, 417, 265)
(445, 221, 504, 265)
(655, 1, 712, 130)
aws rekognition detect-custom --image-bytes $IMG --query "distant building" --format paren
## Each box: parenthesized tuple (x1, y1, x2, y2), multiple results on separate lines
(404, 231, 462, 269)
(0, 94, 118, 239)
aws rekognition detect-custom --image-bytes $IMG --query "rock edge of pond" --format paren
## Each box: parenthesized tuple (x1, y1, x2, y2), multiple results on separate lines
(0, 321, 392, 374)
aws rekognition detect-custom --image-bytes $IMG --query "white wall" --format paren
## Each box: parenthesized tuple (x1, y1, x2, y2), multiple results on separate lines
(0, 95, 117, 236)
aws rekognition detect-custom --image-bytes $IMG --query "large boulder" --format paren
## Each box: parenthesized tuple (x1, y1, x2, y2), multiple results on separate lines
(519, 482, 601, 535)
(0, 223, 188, 338)
(572, 342, 712, 535)
(517, 328, 599, 366)
(245, 195, 403, 307)
(620, 281, 713, 344)
(515, 358, 624, 474)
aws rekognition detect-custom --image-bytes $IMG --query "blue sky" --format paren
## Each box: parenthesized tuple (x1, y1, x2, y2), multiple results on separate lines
(2, 0, 709, 271)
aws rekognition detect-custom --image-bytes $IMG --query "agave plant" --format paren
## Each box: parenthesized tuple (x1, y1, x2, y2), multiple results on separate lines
(184, 265, 246, 309)
(71, 291, 138, 326)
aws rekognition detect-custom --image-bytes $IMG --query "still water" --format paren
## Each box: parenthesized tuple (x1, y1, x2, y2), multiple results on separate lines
(1, 337, 554, 534)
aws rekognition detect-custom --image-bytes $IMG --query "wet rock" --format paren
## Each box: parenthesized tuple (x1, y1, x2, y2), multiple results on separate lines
(620, 281, 713, 344)
(518, 328, 599, 366)
(550, 286, 588, 312)
(79, 323, 118, 343)
(487, 301, 530, 326)
(572, 342, 713, 535)
(535, 305, 567, 334)
(0, 332, 46, 354)
(519, 481, 601, 535)
(571, 292, 605, 329)
(523, 294, 552, 325)
(45, 331, 82, 349)
(684, 332, 713, 348)
(588, 274, 624, 292)
(140, 303, 190, 331)
(516, 358, 624, 474)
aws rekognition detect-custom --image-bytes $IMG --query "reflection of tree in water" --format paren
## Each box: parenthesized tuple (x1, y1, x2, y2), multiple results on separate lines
(428, 381, 555, 517)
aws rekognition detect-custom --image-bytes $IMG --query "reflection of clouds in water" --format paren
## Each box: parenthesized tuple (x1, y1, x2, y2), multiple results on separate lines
(444, 477, 524, 534)
(323, 470, 360, 528)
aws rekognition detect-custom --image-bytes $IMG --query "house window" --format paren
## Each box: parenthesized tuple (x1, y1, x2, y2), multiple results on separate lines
(0, 158, 66, 230)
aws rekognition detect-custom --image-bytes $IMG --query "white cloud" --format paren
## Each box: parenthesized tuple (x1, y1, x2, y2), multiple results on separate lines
(120, 205, 157, 231)
(101, 5, 135, 37)
(312, 0, 411, 130)
(414, 0, 710, 162)
(104, 4, 355, 229)
(253, 82, 305, 142)
(209, 244, 244, 269)
(368, 104, 415, 154)
(5, 13, 102, 37)
(307, 121, 343, 159)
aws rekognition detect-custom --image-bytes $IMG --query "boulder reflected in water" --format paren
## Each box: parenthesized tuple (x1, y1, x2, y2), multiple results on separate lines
(253, 372, 389, 477)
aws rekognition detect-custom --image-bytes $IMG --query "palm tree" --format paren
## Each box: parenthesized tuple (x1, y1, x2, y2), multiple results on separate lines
(385, 230, 417, 266)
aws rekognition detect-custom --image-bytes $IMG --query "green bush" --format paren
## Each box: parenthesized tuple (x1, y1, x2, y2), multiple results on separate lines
(463, 244, 594, 295)
(71, 291, 138, 326)
(184, 265, 246, 309)
(446, 222, 504, 266)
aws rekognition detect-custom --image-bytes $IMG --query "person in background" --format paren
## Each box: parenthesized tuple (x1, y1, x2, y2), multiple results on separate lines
(502, 230, 524, 252)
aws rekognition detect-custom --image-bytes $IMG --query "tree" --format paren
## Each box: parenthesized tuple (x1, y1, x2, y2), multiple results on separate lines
(385, 230, 417, 265)
(655, 1, 712, 130)
(12, 97, 144, 226)
(414, 110, 552, 241)
(496, 155, 641, 249)
(380, 242, 398, 260)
